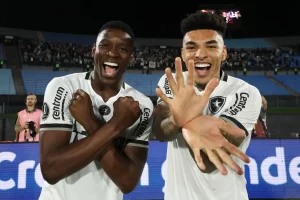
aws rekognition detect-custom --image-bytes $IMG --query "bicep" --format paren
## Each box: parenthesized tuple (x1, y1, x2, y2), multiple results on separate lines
(15, 116, 20, 126)
(39, 130, 72, 161)
(221, 87, 262, 137)
(124, 145, 148, 167)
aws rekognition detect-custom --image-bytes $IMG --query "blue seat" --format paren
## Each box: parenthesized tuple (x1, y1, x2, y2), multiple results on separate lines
(0, 69, 16, 94)
(236, 75, 291, 95)
(273, 75, 300, 93)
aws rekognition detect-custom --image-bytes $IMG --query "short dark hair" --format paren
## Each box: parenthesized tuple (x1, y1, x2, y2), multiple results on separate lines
(99, 21, 135, 41)
(181, 12, 227, 37)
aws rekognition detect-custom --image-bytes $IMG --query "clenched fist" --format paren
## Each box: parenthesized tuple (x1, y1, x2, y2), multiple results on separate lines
(111, 96, 141, 131)
(69, 89, 98, 129)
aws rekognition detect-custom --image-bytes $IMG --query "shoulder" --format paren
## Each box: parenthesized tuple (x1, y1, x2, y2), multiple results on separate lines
(36, 109, 43, 113)
(226, 75, 260, 97)
(47, 72, 88, 86)
(45, 72, 89, 94)
(18, 109, 26, 115)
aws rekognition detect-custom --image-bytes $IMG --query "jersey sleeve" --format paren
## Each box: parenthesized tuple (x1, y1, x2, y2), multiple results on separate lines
(219, 85, 262, 137)
(40, 77, 73, 132)
(119, 98, 154, 149)
(156, 74, 174, 104)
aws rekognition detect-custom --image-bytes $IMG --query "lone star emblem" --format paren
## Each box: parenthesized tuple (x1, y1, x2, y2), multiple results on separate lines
(209, 96, 226, 115)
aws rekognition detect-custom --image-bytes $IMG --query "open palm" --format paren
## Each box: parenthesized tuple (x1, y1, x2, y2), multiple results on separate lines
(182, 115, 249, 175)
(156, 57, 219, 127)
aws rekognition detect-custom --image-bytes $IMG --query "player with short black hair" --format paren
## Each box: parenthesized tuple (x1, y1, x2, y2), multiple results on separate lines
(38, 20, 154, 200)
(181, 11, 227, 37)
(153, 11, 261, 200)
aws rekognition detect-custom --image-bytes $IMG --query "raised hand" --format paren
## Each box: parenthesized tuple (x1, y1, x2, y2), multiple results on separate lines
(156, 57, 219, 127)
(182, 115, 249, 175)
(69, 89, 97, 129)
(111, 96, 141, 131)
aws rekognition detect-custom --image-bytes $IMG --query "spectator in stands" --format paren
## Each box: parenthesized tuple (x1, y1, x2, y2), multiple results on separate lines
(14, 94, 42, 142)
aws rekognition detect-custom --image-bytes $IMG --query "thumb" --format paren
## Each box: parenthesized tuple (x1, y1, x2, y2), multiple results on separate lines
(201, 78, 219, 99)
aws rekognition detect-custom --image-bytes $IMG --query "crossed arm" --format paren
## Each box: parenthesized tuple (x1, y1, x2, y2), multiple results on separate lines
(40, 119, 148, 194)
(152, 58, 252, 175)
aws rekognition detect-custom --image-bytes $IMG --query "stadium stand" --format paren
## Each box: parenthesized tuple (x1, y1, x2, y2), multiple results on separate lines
(21, 70, 69, 94)
(0, 69, 16, 94)
(225, 38, 272, 49)
(272, 75, 300, 93)
(21, 70, 161, 96)
(236, 75, 292, 95)
(21, 70, 293, 96)
(19, 36, 299, 72)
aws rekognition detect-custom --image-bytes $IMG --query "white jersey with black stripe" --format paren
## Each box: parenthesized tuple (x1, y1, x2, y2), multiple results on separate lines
(157, 71, 261, 200)
(39, 71, 154, 200)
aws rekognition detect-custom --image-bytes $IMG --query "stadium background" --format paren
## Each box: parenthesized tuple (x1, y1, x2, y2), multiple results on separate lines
(0, 2, 300, 200)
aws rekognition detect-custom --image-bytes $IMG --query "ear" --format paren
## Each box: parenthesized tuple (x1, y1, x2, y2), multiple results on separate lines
(130, 54, 134, 64)
(181, 47, 186, 62)
(222, 45, 227, 61)
(92, 44, 96, 57)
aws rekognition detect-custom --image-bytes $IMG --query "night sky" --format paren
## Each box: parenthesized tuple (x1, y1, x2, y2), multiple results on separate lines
(1, 1, 298, 39)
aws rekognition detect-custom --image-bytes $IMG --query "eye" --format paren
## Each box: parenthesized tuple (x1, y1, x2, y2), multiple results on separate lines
(186, 46, 196, 50)
(120, 47, 129, 53)
(207, 45, 217, 49)
(99, 43, 108, 48)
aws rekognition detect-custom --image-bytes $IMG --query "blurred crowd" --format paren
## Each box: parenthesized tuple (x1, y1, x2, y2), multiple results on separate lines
(19, 38, 299, 72)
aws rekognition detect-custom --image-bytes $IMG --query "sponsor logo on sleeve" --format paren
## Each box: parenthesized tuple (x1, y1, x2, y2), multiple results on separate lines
(52, 87, 68, 120)
(225, 92, 249, 115)
(42, 103, 49, 121)
(163, 78, 172, 96)
(133, 108, 151, 138)
(209, 96, 226, 115)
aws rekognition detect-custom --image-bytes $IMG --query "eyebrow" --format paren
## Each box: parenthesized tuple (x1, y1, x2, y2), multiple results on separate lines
(185, 40, 218, 46)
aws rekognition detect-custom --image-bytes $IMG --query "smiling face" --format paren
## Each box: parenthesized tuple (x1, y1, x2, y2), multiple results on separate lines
(181, 29, 227, 88)
(92, 28, 134, 86)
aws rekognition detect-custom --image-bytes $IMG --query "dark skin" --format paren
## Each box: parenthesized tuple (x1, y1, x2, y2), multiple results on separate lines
(39, 28, 148, 194)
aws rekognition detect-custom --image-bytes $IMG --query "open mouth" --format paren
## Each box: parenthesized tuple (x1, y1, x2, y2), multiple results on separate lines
(195, 63, 211, 77)
(103, 62, 119, 77)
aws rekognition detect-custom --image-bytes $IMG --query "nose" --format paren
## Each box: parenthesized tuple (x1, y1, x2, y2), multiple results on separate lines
(107, 47, 119, 57)
(195, 48, 208, 60)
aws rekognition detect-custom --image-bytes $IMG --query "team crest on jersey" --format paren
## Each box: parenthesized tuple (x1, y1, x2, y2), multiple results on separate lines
(42, 103, 49, 121)
(209, 96, 226, 115)
(99, 105, 111, 115)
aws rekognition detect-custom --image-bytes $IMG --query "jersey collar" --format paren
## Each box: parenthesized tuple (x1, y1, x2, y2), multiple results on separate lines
(220, 70, 228, 82)
(85, 71, 125, 89)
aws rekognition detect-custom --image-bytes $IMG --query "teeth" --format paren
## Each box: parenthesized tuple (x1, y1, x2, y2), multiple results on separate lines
(104, 62, 118, 67)
(195, 63, 211, 68)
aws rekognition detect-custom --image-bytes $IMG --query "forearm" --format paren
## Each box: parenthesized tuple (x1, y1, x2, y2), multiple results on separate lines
(99, 147, 143, 194)
(15, 125, 23, 133)
(43, 121, 120, 184)
(153, 102, 181, 141)
(159, 116, 181, 140)
(35, 127, 40, 133)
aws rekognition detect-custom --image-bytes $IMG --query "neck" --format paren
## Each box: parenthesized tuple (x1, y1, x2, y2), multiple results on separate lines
(91, 72, 123, 101)
(196, 71, 221, 91)
(27, 106, 35, 112)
